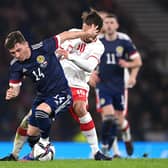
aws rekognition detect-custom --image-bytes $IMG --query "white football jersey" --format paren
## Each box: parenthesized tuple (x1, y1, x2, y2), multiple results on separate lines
(60, 29, 104, 90)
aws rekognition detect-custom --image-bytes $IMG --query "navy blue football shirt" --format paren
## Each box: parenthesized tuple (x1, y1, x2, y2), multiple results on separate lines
(9, 36, 70, 96)
(97, 32, 137, 93)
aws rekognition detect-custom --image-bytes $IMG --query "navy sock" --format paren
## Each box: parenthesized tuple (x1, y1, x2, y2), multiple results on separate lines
(108, 119, 118, 150)
(101, 115, 118, 149)
(35, 110, 51, 139)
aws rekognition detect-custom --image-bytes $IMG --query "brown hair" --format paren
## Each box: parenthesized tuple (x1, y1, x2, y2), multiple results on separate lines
(4, 31, 26, 49)
(82, 10, 103, 32)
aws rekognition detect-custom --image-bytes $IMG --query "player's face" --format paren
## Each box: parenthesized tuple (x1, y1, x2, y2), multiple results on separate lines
(9, 42, 31, 61)
(82, 23, 97, 43)
(103, 17, 119, 35)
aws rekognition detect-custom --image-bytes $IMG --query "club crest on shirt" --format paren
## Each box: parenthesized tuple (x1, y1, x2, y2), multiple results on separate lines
(36, 55, 48, 68)
(100, 98, 105, 106)
(116, 46, 124, 57)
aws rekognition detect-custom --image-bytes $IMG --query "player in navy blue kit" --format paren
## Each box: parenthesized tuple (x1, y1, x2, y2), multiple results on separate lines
(90, 14, 142, 157)
(3, 28, 99, 160)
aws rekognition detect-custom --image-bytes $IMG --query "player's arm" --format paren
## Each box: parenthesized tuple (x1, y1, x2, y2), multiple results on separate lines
(127, 66, 140, 88)
(120, 52, 142, 88)
(42, 25, 98, 54)
(88, 70, 100, 87)
(119, 52, 142, 68)
(56, 49, 100, 72)
(57, 25, 98, 45)
(6, 60, 23, 100)
(6, 85, 21, 100)
(68, 54, 99, 72)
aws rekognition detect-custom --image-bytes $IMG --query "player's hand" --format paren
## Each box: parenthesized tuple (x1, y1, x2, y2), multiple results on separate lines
(118, 59, 130, 68)
(89, 71, 100, 87)
(5, 87, 19, 100)
(56, 48, 68, 60)
(127, 76, 136, 88)
(85, 24, 99, 41)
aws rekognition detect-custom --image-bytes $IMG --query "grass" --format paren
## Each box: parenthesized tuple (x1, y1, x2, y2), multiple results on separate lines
(0, 159, 168, 168)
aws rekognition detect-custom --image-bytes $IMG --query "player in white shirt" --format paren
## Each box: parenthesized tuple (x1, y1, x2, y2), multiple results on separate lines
(56, 11, 111, 160)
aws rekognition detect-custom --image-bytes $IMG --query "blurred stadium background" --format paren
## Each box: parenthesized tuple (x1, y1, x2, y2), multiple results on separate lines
(0, 0, 167, 158)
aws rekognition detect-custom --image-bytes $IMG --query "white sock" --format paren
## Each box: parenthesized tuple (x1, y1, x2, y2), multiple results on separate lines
(121, 119, 128, 130)
(79, 113, 99, 155)
(111, 137, 121, 156)
(121, 119, 131, 142)
(12, 134, 27, 158)
(39, 137, 50, 147)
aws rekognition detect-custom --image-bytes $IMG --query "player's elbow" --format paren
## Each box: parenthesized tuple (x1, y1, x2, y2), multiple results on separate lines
(85, 67, 94, 73)
(87, 64, 96, 73)
(138, 57, 143, 67)
(134, 56, 142, 68)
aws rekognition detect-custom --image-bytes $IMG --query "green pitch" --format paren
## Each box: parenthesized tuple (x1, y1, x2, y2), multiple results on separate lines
(0, 159, 167, 168)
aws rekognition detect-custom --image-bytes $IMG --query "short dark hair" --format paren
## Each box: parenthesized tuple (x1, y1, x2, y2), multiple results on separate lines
(4, 31, 26, 49)
(82, 10, 103, 32)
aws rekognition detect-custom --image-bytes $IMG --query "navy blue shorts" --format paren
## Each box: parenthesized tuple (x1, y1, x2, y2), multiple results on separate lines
(29, 90, 72, 127)
(97, 87, 125, 111)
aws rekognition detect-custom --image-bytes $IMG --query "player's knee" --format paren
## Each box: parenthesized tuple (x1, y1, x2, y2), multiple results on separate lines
(73, 102, 87, 117)
(103, 115, 119, 130)
(116, 113, 124, 125)
(27, 135, 40, 148)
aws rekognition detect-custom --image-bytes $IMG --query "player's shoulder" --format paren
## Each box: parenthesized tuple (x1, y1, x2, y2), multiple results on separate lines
(10, 58, 19, 66)
(10, 58, 22, 70)
(91, 38, 105, 51)
(117, 32, 132, 42)
(31, 41, 43, 51)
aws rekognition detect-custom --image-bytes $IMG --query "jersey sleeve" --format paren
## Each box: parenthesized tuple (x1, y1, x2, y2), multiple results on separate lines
(124, 39, 139, 59)
(87, 42, 105, 63)
(37, 35, 61, 54)
(9, 61, 23, 87)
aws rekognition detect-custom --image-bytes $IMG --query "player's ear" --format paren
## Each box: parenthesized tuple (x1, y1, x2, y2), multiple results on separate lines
(116, 21, 119, 30)
(24, 41, 29, 47)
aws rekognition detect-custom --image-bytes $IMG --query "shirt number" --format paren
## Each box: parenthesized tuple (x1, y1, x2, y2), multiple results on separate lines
(32, 68, 45, 81)
(106, 53, 116, 64)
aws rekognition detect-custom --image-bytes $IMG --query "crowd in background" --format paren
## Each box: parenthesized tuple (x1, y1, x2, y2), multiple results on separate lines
(0, 0, 167, 141)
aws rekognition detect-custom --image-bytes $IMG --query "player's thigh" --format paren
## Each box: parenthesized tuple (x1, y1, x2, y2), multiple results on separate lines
(36, 102, 52, 114)
(73, 100, 88, 117)
(71, 87, 88, 117)
(45, 91, 72, 117)
(113, 92, 125, 112)
(98, 88, 114, 109)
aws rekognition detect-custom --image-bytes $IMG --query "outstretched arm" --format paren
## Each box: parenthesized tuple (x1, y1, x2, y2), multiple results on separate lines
(58, 25, 98, 45)
(56, 48, 99, 72)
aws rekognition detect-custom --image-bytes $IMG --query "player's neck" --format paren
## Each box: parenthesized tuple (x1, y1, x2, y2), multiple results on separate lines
(105, 32, 117, 41)
(26, 47, 31, 60)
